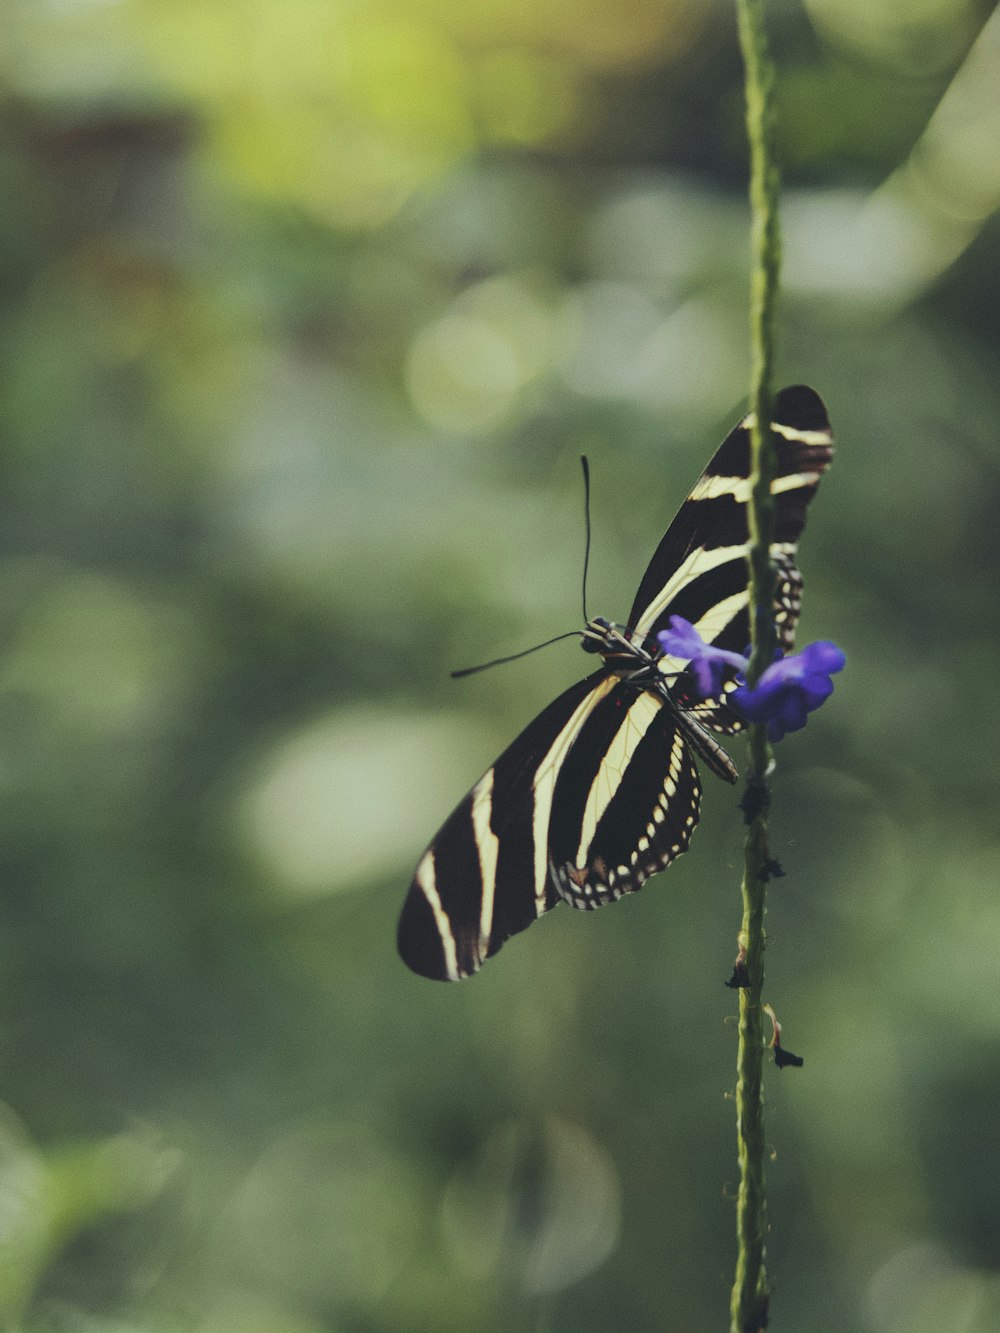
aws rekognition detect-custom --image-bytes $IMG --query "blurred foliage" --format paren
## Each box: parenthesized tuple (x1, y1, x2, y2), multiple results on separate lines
(1, 0, 1000, 1329)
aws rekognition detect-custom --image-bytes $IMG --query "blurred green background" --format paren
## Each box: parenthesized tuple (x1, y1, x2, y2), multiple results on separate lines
(2, 0, 1000, 1329)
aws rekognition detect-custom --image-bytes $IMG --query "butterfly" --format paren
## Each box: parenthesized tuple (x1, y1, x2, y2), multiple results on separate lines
(398, 386, 833, 980)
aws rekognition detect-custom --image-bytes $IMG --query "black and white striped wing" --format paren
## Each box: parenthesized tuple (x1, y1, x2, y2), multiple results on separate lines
(398, 671, 610, 981)
(546, 683, 701, 910)
(398, 384, 833, 981)
(631, 384, 833, 729)
(398, 675, 700, 980)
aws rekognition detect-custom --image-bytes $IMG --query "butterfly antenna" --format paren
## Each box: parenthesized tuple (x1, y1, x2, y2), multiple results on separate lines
(454, 458, 594, 680)
(451, 631, 581, 679)
(581, 455, 592, 623)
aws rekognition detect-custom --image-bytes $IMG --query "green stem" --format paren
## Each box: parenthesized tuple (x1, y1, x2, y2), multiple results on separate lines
(731, 0, 781, 1330)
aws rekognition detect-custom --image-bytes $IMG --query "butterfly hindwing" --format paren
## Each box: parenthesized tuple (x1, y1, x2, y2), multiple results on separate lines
(547, 684, 701, 908)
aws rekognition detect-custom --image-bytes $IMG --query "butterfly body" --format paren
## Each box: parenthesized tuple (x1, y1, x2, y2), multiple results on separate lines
(581, 616, 740, 779)
(398, 387, 833, 981)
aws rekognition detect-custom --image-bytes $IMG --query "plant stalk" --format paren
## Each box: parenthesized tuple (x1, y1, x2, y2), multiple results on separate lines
(731, 0, 782, 1329)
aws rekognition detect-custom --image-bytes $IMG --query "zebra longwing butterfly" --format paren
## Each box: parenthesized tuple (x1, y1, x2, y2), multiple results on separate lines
(398, 386, 833, 981)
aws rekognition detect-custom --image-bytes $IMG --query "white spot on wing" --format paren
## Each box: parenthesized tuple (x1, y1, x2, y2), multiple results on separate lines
(771, 421, 831, 445)
(772, 471, 820, 495)
(744, 411, 830, 447)
(688, 474, 751, 503)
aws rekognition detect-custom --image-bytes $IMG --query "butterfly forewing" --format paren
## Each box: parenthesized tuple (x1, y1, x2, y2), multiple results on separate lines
(631, 384, 833, 652)
(397, 671, 612, 980)
(398, 385, 833, 980)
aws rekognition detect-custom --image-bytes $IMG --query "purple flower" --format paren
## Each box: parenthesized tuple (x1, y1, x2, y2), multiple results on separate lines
(657, 618, 845, 741)
(657, 616, 749, 698)
(732, 641, 846, 742)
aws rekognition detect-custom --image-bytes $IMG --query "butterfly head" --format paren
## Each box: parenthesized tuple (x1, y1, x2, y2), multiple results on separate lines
(580, 616, 613, 653)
